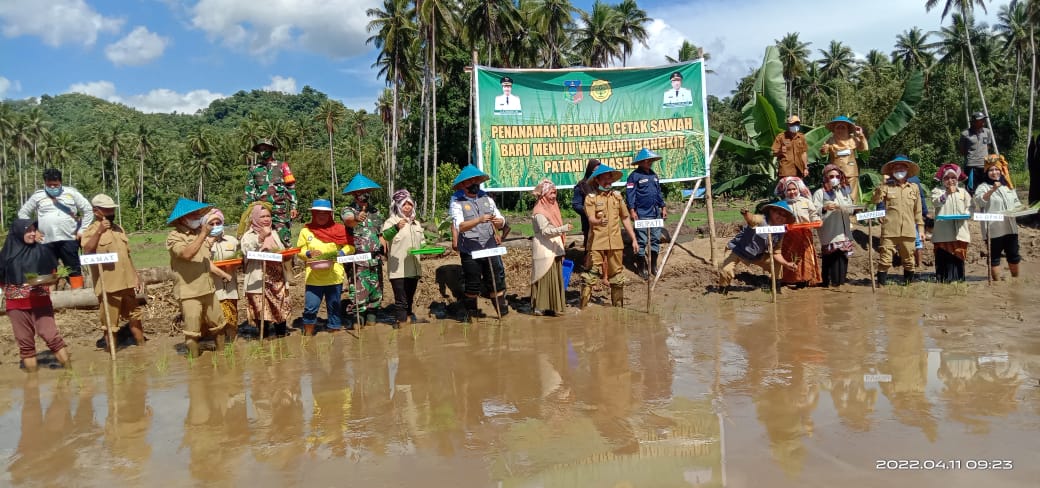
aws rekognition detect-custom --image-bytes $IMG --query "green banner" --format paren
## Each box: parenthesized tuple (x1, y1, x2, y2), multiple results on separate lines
(475, 62, 709, 190)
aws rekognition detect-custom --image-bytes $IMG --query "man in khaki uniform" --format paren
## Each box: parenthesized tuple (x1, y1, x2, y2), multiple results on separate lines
(582, 164, 638, 308)
(165, 197, 227, 358)
(772, 115, 809, 178)
(80, 194, 145, 348)
(872, 155, 924, 285)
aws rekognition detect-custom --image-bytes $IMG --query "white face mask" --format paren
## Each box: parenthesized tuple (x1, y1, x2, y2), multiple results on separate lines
(788, 124, 800, 133)
(893, 171, 908, 180)
(829, 177, 841, 187)
(185, 217, 203, 229)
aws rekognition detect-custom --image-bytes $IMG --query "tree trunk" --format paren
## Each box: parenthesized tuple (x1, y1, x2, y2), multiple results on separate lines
(432, 28, 440, 221)
(328, 129, 337, 208)
(113, 151, 123, 228)
(139, 152, 145, 231)
(422, 60, 431, 218)
(1028, 25, 1037, 205)
(391, 54, 400, 197)
(1012, 53, 1022, 130)
(963, 16, 998, 154)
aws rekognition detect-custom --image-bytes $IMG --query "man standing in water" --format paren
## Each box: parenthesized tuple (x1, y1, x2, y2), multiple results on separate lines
(243, 139, 298, 246)
(450, 165, 509, 319)
(582, 164, 638, 308)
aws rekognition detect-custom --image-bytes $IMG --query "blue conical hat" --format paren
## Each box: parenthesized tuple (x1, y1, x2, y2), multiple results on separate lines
(588, 164, 623, 184)
(825, 115, 855, 131)
(632, 147, 662, 165)
(452, 165, 490, 189)
(763, 200, 796, 224)
(342, 174, 382, 194)
(166, 197, 212, 225)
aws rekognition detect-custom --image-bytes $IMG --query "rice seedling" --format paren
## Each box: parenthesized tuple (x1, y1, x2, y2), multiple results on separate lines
(155, 349, 170, 375)
(411, 323, 422, 341)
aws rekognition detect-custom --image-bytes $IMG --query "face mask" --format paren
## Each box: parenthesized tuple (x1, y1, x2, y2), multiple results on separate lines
(356, 193, 369, 203)
(102, 213, 115, 222)
(260, 151, 272, 160)
(788, 124, 800, 133)
(185, 217, 203, 229)
(210, 225, 224, 237)
(466, 183, 480, 194)
(829, 177, 841, 187)
(45, 186, 62, 197)
(893, 171, 907, 180)
(786, 196, 798, 203)
(597, 185, 611, 192)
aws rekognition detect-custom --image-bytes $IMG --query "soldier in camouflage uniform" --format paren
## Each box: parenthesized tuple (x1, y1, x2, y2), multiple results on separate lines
(340, 174, 385, 327)
(243, 140, 298, 246)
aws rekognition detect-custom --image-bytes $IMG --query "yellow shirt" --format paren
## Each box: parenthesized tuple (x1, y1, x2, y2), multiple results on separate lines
(296, 227, 352, 286)
(81, 221, 138, 296)
(166, 227, 215, 299)
(584, 190, 628, 251)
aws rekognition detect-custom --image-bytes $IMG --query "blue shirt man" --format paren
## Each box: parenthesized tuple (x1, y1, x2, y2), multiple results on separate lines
(625, 148, 667, 279)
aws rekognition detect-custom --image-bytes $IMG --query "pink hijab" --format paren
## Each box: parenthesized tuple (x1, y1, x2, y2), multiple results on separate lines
(532, 179, 564, 245)
(249, 203, 279, 250)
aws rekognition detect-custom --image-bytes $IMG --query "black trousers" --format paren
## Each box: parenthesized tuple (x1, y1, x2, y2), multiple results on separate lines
(390, 277, 419, 322)
(934, 247, 965, 283)
(460, 252, 506, 297)
(821, 252, 848, 287)
(46, 239, 82, 277)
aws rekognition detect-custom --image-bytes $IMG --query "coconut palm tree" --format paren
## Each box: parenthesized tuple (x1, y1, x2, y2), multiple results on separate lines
(938, 13, 992, 124)
(135, 124, 155, 230)
(892, 27, 939, 71)
(186, 126, 215, 201)
(817, 40, 856, 109)
(529, 0, 575, 69)
(24, 107, 50, 188)
(614, 0, 650, 67)
(368, 0, 417, 196)
(316, 100, 347, 206)
(462, 0, 521, 65)
(926, 0, 997, 152)
(98, 126, 125, 227)
(350, 109, 368, 175)
(0, 105, 14, 226)
(776, 33, 812, 112)
(574, 0, 625, 67)
(997, 2, 1030, 127)
(859, 49, 895, 82)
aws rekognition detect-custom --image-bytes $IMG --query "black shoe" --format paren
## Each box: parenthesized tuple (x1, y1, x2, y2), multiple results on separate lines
(650, 252, 659, 277)
(903, 270, 914, 286)
(496, 297, 510, 316)
(635, 259, 649, 280)
(876, 271, 887, 286)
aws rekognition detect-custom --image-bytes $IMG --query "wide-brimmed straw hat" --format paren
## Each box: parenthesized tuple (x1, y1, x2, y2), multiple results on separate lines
(452, 165, 491, 190)
(166, 197, 212, 225)
(880, 155, 920, 177)
(631, 147, 662, 165)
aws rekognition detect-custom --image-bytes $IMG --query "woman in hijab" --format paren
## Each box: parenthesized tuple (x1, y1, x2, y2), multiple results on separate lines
(530, 179, 573, 316)
(239, 201, 292, 337)
(0, 219, 70, 371)
(812, 164, 856, 287)
(571, 159, 600, 265)
(776, 176, 821, 287)
(974, 155, 1022, 280)
(820, 116, 869, 200)
(297, 199, 354, 335)
(931, 164, 972, 283)
(381, 189, 428, 326)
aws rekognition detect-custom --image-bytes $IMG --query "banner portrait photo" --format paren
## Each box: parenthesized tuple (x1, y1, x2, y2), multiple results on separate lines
(475, 61, 709, 191)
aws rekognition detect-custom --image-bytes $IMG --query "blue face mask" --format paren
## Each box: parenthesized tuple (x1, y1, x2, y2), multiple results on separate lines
(597, 185, 610, 192)
(209, 225, 224, 237)
(45, 186, 62, 197)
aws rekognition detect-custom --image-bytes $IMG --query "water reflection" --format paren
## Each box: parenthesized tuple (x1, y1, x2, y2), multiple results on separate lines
(3, 295, 1038, 486)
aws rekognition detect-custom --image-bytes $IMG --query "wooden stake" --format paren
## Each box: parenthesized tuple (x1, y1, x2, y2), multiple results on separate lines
(99, 273, 117, 360)
(868, 219, 876, 292)
(259, 263, 267, 340)
(987, 221, 993, 286)
(705, 174, 718, 267)
(767, 233, 777, 303)
(352, 262, 363, 329)
(488, 257, 502, 320)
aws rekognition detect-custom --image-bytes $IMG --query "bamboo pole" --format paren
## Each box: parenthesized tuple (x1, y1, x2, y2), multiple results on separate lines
(99, 273, 117, 360)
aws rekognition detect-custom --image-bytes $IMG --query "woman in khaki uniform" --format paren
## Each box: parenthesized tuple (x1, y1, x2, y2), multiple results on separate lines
(820, 116, 869, 201)
(581, 164, 638, 308)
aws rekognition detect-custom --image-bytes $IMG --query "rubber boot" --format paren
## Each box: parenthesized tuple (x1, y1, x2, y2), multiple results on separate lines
(495, 296, 510, 316)
(610, 285, 624, 307)
(650, 252, 659, 278)
(1009, 263, 1020, 278)
(876, 271, 887, 286)
(635, 258, 648, 280)
(580, 284, 592, 309)
(903, 270, 914, 286)
(185, 338, 200, 358)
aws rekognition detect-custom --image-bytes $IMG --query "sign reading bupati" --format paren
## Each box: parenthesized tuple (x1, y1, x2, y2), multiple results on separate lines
(475, 61, 709, 190)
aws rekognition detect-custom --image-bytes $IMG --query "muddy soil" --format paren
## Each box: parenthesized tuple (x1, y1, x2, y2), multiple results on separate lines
(1, 208, 1039, 487)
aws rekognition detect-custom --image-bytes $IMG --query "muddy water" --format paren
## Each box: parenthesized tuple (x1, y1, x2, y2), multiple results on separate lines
(2, 277, 1040, 487)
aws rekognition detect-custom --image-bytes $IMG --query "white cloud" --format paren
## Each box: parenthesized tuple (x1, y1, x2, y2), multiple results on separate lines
(67, 81, 225, 114)
(263, 75, 298, 93)
(105, 26, 169, 66)
(0, 76, 21, 98)
(634, 0, 1002, 97)
(0, 0, 122, 47)
(190, 0, 378, 59)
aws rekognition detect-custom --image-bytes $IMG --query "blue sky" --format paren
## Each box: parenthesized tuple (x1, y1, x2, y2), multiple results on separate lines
(0, 0, 1004, 114)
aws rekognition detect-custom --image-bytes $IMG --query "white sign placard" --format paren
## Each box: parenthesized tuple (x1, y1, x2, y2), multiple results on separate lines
(471, 246, 508, 259)
(856, 210, 886, 221)
(80, 252, 119, 265)
(634, 219, 665, 229)
(337, 252, 373, 264)
(863, 374, 892, 383)
(246, 251, 283, 262)
(973, 213, 1004, 222)
(754, 225, 786, 235)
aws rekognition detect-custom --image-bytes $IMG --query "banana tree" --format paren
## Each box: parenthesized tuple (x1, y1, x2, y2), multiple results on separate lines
(713, 46, 925, 198)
